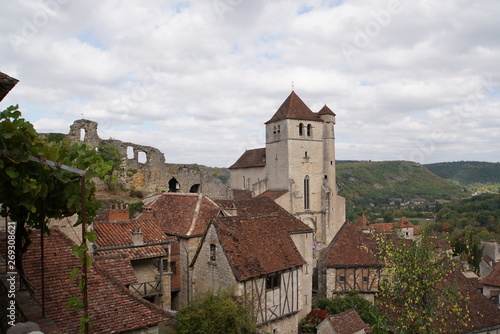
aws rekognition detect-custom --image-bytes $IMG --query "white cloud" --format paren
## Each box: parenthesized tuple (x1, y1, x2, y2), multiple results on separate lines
(1, 0, 500, 167)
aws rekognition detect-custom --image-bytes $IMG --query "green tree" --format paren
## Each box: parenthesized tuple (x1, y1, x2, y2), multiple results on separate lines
(97, 141, 122, 190)
(0, 105, 111, 331)
(316, 290, 379, 326)
(375, 229, 469, 333)
(176, 288, 256, 334)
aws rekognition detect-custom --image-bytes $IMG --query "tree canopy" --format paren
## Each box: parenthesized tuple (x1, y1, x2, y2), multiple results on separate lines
(374, 229, 470, 333)
(0, 105, 111, 274)
(176, 288, 256, 334)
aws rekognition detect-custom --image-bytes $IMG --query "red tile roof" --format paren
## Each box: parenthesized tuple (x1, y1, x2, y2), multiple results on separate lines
(326, 309, 368, 334)
(482, 260, 500, 287)
(209, 216, 306, 281)
(229, 147, 266, 169)
(93, 219, 174, 260)
(215, 196, 313, 235)
(319, 222, 382, 268)
(20, 229, 174, 333)
(93, 254, 137, 286)
(318, 104, 336, 116)
(353, 214, 371, 229)
(232, 189, 254, 200)
(265, 91, 322, 124)
(139, 193, 221, 237)
(258, 190, 288, 201)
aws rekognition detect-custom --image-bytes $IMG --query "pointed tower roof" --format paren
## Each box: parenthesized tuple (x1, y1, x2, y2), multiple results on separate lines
(353, 214, 371, 229)
(265, 91, 321, 124)
(318, 104, 336, 116)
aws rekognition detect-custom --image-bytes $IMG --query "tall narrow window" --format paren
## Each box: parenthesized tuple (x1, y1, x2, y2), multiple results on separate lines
(210, 244, 216, 262)
(307, 124, 312, 136)
(304, 176, 310, 210)
(299, 123, 304, 136)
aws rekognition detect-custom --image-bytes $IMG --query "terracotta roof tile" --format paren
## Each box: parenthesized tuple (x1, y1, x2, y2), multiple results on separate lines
(265, 91, 322, 124)
(319, 222, 382, 268)
(18, 230, 174, 333)
(212, 216, 307, 281)
(482, 260, 500, 287)
(232, 189, 254, 200)
(93, 219, 174, 260)
(139, 193, 221, 237)
(353, 214, 371, 229)
(318, 104, 336, 116)
(229, 148, 266, 169)
(327, 309, 368, 334)
(215, 196, 313, 234)
(258, 190, 288, 201)
(93, 254, 137, 286)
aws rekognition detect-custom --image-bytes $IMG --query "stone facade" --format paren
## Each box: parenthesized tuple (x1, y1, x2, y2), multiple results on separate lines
(229, 92, 346, 246)
(56, 119, 232, 199)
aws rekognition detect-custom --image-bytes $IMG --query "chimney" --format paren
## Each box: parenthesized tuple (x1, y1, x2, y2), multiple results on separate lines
(141, 206, 154, 219)
(108, 203, 130, 221)
(225, 204, 238, 216)
(131, 226, 144, 245)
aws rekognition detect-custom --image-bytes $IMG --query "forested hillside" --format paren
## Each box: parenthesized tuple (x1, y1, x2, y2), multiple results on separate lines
(424, 161, 500, 185)
(336, 160, 468, 208)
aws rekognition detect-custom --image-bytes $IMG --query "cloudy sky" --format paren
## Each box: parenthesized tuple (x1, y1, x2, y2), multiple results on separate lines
(1, 0, 499, 167)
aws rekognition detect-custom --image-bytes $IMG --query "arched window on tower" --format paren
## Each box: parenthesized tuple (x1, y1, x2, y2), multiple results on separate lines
(299, 123, 304, 136)
(307, 124, 312, 137)
(304, 176, 310, 210)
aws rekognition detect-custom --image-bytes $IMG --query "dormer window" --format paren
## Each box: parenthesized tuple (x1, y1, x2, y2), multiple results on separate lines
(299, 123, 304, 136)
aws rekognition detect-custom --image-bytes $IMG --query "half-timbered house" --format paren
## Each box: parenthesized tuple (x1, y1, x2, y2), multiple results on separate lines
(191, 214, 312, 333)
(93, 207, 176, 309)
(317, 222, 382, 302)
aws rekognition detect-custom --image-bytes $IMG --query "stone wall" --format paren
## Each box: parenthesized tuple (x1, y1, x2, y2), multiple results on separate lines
(52, 119, 232, 200)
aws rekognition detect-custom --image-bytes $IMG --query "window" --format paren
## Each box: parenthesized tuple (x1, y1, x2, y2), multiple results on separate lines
(339, 276, 345, 282)
(170, 261, 177, 275)
(266, 273, 281, 290)
(210, 244, 216, 262)
(299, 123, 304, 136)
(363, 276, 368, 284)
(306, 124, 312, 136)
(304, 176, 310, 210)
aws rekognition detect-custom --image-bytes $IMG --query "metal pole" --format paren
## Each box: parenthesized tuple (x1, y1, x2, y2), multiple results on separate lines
(81, 175, 89, 334)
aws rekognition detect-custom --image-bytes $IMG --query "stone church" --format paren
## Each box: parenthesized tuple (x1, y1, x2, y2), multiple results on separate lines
(229, 91, 346, 246)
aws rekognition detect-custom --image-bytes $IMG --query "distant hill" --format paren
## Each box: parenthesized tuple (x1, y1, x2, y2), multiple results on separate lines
(424, 161, 500, 185)
(336, 160, 469, 207)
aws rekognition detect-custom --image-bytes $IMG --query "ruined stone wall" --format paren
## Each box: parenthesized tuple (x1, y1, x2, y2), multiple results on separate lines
(52, 119, 232, 200)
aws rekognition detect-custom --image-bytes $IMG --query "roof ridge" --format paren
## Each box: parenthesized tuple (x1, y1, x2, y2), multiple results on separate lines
(187, 193, 203, 236)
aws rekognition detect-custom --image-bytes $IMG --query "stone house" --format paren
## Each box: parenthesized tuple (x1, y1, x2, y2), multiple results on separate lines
(138, 192, 223, 310)
(481, 260, 500, 307)
(4, 229, 175, 333)
(229, 91, 346, 246)
(215, 196, 316, 309)
(316, 309, 369, 334)
(317, 222, 382, 303)
(93, 206, 176, 309)
(480, 239, 500, 278)
(190, 214, 312, 333)
(354, 215, 418, 239)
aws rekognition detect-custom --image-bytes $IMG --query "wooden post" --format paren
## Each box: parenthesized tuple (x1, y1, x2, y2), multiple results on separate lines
(81, 175, 89, 334)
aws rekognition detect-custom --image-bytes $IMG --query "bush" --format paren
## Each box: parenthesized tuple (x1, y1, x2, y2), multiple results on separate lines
(299, 309, 329, 333)
(176, 288, 256, 334)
